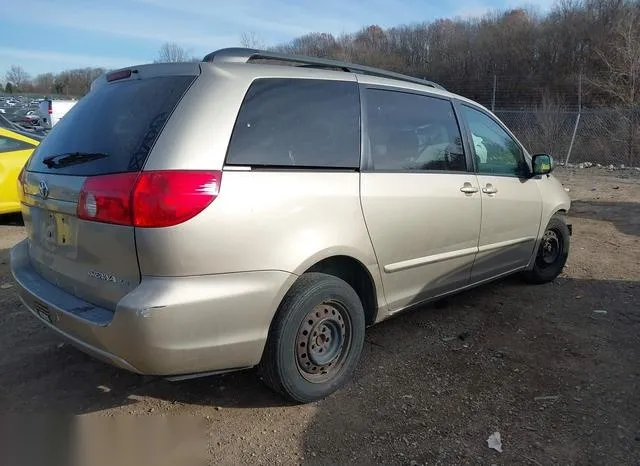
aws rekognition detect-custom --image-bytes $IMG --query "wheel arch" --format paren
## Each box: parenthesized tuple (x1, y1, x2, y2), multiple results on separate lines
(303, 255, 380, 326)
(527, 206, 571, 270)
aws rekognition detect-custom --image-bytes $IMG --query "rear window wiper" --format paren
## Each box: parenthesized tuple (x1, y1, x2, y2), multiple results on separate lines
(42, 152, 109, 169)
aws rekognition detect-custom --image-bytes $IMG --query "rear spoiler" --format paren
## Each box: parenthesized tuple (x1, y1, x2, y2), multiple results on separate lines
(0, 115, 44, 141)
(0, 113, 20, 130)
(21, 130, 45, 142)
(90, 62, 202, 92)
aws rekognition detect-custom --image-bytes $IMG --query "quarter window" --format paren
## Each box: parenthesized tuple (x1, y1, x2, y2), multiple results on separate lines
(226, 78, 361, 168)
(365, 89, 466, 172)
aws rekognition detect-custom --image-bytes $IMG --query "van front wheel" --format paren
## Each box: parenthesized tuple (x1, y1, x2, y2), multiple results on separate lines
(259, 273, 366, 403)
(523, 215, 570, 284)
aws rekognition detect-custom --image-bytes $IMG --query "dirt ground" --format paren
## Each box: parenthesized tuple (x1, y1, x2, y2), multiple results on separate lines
(1, 168, 639, 465)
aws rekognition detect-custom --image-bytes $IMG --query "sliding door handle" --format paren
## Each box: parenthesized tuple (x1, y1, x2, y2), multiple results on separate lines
(482, 184, 498, 194)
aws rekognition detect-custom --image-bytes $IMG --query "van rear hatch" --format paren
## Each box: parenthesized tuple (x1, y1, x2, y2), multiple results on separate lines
(19, 67, 198, 311)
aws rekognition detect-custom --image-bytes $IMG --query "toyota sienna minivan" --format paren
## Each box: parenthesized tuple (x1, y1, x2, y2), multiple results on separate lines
(11, 48, 571, 403)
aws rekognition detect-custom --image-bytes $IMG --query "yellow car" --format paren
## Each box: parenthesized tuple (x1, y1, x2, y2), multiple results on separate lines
(0, 126, 41, 215)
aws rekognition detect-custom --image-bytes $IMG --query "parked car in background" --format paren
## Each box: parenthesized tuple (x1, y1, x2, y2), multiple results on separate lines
(22, 111, 41, 128)
(4, 108, 26, 123)
(0, 113, 25, 132)
(10, 49, 571, 403)
(38, 99, 77, 129)
(0, 127, 41, 215)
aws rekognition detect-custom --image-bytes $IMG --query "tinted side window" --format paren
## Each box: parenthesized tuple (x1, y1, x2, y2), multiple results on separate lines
(226, 79, 360, 168)
(0, 135, 34, 152)
(461, 105, 528, 177)
(365, 89, 465, 172)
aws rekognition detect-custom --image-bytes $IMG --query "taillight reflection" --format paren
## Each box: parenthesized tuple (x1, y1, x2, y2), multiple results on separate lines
(17, 162, 28, 204)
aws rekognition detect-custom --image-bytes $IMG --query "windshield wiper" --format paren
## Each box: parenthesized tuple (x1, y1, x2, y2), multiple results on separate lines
(42, 152, 109, 169)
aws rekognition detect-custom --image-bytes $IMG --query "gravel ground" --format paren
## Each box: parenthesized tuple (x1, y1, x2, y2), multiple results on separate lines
(0, 168, 638, 465)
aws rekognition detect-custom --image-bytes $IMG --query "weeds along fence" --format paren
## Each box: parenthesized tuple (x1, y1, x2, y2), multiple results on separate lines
(496, 108, 640, 168)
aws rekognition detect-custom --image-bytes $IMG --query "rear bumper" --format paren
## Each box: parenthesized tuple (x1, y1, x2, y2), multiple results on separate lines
(10, 239, 296, 376)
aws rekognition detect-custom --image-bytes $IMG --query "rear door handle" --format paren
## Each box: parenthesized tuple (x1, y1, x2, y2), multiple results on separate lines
(482, 184, 498, 194)
(460, 182, 479, 194)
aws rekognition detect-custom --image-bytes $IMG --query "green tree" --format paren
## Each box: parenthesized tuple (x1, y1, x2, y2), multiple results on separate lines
(4, 82, 13, 93)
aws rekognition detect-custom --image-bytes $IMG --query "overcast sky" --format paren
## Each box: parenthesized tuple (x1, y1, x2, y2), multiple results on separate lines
(1, 0, 557, 78)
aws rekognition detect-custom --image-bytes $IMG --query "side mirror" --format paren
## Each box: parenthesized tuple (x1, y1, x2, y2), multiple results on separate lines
(532, 154, 553, 176)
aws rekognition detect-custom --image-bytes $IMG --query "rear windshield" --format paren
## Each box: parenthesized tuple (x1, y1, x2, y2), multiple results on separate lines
(27, 75, 195, 176)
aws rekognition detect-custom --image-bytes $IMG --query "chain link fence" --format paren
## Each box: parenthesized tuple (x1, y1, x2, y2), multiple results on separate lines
(496, 108, 640, 169)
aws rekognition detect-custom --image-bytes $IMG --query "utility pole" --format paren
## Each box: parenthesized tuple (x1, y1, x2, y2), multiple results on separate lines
(578, 72, 582, 112)
(491, 74, 497, 112)
(566, 113, 581, 166)
(567, 72, 583, 166)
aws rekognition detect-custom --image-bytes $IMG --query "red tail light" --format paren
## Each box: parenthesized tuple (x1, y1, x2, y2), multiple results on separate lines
(107, 69, 133, 82)
(77, 171, 221, 228)
(133, 171, 221, 227)
(78, 172, 138, 226)
(48, 101, 52, 114)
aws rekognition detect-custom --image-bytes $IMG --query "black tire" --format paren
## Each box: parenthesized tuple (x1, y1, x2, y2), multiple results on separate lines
(259, 272, 366, 403)
(523, 214, 570, 284)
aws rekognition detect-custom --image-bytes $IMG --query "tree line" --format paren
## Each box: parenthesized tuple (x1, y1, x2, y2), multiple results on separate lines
(270, 0, 639, 111)
(0, 41, 205, 96)
(3, 0, 638, 112)
(3, 65, 106, 97)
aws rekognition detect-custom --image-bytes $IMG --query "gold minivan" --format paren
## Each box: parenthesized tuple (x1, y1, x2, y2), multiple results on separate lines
(11, 48, 571, 403)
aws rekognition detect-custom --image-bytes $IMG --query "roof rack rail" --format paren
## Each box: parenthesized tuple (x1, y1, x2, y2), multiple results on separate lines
(202, 48, 446, 91)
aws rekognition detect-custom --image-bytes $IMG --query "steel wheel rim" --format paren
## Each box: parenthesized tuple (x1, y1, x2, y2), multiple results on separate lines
(539, 229, 562, 266)
(295, 301, 352, 383)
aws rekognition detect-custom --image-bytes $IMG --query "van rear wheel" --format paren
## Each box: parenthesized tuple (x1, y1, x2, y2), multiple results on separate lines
(259, 273, 365, 403)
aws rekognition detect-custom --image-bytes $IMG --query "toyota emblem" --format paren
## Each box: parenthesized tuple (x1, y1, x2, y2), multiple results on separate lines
(38, 180, 49, 199)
